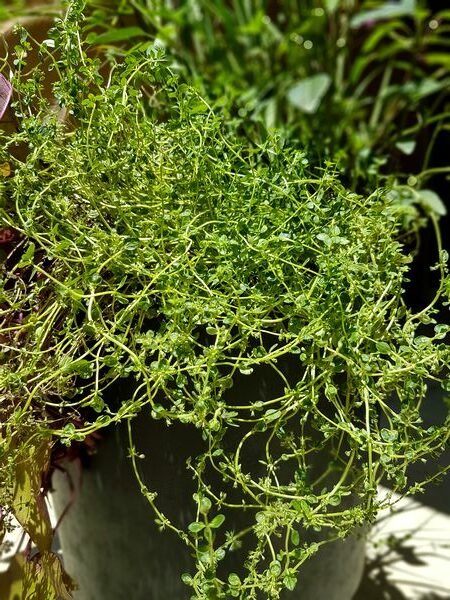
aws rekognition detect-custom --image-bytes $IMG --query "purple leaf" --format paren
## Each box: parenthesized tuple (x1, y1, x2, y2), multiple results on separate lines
(0, 74, 12, 120)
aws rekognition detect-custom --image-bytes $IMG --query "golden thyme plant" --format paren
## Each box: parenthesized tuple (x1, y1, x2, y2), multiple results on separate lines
(0, 2, 449, 598)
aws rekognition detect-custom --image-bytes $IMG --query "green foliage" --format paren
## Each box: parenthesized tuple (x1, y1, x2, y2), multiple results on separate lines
(0, 2, 449, 598)
(82, 0, 450, 184)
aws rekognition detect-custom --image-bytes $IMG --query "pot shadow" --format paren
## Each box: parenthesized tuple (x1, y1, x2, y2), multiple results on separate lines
(353, 523, 450, 600)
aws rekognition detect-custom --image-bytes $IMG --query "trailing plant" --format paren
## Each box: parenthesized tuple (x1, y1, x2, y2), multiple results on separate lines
(0, 2, 449, 599)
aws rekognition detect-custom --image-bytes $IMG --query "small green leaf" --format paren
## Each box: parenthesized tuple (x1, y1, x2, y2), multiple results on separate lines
(287, 74, 331, 114)
(376, 341, 390, 354)
(284, 573, 297, 591)
(198, 497, 212, 515)
(181, 573, 192, 585)
(380, 453, 392, 465)
(215, 547, 226, 561)
(325, 384, 337, 399)
(89, 273, 102, 285)
(316, 232, 332, 246)
(238, 366, 254, 375)
(434, 324, 449, 338)
(124, 237, 140, 251)
(228, 573, 241, 586)
(264, 409, 281, 422)
(17, 242, 35, 268)
(209, 514, 225, 529)
(412, 78, 443, 101)
(89, 394, 105, 413)
(269, 560, 281, 576)
(328, 495, 342, 506)
(65, 359, 93, 379)
(381, 428, 398, 443)
(62, 423, 76, 437)
(292, 499, 312, 517)
(188, 521, 205, 533)
(103, 355, 118, 367)
(95, 415, 111, 427)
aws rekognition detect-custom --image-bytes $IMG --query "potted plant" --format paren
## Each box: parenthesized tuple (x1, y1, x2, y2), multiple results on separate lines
(1, 2, 449, 599)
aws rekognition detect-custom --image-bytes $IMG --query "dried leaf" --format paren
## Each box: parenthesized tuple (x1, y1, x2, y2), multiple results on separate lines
(0, 162, 11, 177)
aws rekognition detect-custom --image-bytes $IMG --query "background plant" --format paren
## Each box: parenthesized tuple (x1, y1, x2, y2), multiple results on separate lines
(3, 1, 449, 186)
(75, 0, 450, 186)
(0, 1, 449, 599)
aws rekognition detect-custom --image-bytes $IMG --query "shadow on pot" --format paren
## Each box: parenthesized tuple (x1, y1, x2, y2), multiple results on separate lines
(354, 503, 450, 600)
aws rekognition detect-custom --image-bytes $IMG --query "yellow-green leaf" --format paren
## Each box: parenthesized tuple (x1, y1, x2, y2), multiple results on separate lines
(0, 552, 75, 600)
(12, 439, 53, 552)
